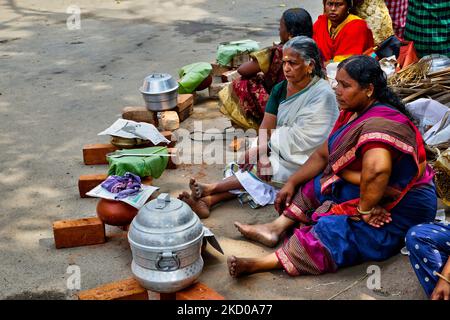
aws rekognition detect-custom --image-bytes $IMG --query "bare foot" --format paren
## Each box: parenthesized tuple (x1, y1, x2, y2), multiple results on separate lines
(189, 178, 213, 199)
(178, 191, 210, 219)
(227, 255, 257, 278)
(234, 221, 279, 248)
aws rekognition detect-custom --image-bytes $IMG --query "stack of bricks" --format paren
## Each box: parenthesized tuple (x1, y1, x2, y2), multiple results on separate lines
(122, 93, 194, 125)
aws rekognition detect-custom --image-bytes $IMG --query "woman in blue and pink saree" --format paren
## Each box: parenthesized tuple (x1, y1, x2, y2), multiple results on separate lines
(228, 55, 437, 278)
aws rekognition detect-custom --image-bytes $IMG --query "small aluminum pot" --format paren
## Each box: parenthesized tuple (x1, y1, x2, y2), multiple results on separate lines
(140, 73, 179, 111)
(128, 193, 204, 293)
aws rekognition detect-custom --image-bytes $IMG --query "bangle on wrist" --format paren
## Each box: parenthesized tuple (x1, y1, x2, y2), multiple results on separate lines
(435, 272, 450, 285)
(357, 206, 373, 215)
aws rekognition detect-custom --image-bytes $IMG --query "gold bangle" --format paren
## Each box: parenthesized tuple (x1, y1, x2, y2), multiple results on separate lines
(435, 272, 450, 285)
(357, 206, 373, 215)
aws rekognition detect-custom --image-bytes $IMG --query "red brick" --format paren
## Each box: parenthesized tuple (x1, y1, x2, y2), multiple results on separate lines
(122, 106, 156, 124)
(77, 278, 148, 300)
(78, 174, 108, 198)
(175, 282, 225, 300)
(178, 104, 194, 122)
(82, 134, 175, 165)
(53, 217, 105, 249)
(83, 144, 118, 165)
(176, 94, 194, 113)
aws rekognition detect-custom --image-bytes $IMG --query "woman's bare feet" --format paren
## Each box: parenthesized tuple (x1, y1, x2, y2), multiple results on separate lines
(227, 256, 257, 278)
(178, 191, 210, 219)
(189, 178, 214, 199)
(234, 221, 280, 248)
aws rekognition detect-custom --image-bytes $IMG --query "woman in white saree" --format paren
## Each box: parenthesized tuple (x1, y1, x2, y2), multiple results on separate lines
(178, 36, 339, 218)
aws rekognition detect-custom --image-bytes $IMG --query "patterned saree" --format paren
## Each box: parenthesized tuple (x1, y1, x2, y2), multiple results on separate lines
(229, 44, 285, 121)
(276, 104, 437, 276)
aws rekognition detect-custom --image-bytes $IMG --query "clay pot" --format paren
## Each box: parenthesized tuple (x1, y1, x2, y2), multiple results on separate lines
(195, 74, 213, 91)
(96, 198, 138, 226)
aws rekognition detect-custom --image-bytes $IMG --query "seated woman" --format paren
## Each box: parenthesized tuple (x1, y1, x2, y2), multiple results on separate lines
(353, 0, 394, 45)
(313, 0, 374, 64)
(228, 55, 437, 278)
(406, 222, 450, 300)
(179, 36, 339, 218)
(219, 8, 314, 130)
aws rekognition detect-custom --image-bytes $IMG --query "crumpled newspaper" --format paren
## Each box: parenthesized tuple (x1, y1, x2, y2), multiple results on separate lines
(98, 118, 170, 145)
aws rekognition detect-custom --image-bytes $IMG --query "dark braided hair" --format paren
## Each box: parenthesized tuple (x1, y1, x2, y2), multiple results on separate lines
(337, 55, 415, 122)
(282, 8, 313, 38)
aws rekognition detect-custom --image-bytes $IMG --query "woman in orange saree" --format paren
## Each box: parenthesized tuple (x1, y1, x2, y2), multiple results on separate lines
(313, 0, 374, 64)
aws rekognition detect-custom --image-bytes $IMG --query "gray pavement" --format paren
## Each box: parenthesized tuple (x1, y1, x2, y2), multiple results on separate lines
(0, 0, 429, 299)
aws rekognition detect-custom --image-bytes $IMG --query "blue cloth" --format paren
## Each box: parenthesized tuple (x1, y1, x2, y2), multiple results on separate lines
(406, 222, 450, 297)
(312, 181, 437, 267)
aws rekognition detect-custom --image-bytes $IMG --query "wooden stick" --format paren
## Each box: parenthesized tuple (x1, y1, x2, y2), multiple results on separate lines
(428, 67, 450, 78)
(402, 86, 437, 103)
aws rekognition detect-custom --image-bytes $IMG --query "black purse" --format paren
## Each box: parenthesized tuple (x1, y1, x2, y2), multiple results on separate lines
(375, 35, 402, 59)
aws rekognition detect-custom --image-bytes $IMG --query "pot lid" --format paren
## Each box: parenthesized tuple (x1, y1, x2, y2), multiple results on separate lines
(128, 193, 203, 250)
(139, 73, 179, 95)
(423, 54, 450, 73)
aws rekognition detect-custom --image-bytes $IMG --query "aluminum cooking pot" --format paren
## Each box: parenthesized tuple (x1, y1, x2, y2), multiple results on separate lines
(128, 193, 204, 293)
(139, 73, 179, 112)
(423, 54, 450, 73)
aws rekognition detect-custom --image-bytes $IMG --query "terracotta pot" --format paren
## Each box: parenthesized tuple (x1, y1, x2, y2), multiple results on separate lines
(96, 198, 138, 226)
(195, 74, 213, 91)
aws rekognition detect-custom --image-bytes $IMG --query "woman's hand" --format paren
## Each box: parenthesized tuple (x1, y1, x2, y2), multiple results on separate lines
(237, 60, 261, 78)
(431, 278, 450, 300)
(257, 156, 272, 182)
(274, 181, 296, 214)
(361, 206, 392, 228)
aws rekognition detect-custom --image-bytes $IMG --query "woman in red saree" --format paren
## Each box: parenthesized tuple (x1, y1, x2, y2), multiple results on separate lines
(227, 55, 437, 278)
(313, 0, 374, 64)
(219, 8, 313, 129)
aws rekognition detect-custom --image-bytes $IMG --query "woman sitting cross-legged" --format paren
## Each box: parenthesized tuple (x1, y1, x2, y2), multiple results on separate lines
(178, 36, 339, 218)
(228, 55, 437, 278)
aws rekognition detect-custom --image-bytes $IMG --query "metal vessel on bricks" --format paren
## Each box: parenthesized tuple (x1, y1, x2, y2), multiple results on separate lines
(140, 73, 179, 111)
(128, 193, 204, 293)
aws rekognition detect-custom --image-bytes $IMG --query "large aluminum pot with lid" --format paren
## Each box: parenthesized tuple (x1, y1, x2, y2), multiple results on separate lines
(139, 73, 179, 111)
(128, 193, 204, 293)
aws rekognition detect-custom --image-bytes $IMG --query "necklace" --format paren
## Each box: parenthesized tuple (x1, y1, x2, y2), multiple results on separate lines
(329, 26, 337, 38)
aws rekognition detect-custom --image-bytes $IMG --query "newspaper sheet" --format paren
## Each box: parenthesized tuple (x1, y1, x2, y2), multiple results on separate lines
(98, 118, 170, 145)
